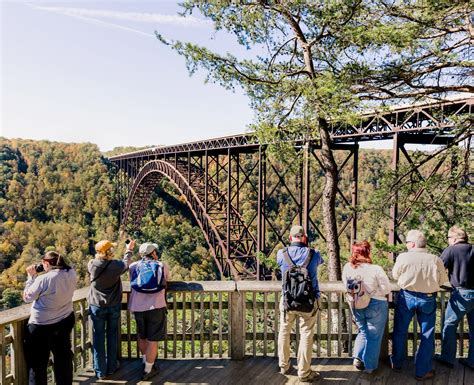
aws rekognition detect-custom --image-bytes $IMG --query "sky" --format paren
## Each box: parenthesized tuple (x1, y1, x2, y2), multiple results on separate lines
(1, 1, 255, 151)
(1, 1, 456, 153)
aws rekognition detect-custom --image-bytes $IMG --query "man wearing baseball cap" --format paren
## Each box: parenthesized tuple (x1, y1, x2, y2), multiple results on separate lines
(128, 242, 170, 381)
(277, 225, 323, 382)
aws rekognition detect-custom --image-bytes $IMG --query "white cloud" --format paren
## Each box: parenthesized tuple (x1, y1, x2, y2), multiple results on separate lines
(33, 6, 211, 27)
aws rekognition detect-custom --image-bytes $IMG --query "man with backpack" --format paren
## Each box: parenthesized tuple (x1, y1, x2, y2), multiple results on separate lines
(277, 225, 323, 382)
(128, 242, 170, 381)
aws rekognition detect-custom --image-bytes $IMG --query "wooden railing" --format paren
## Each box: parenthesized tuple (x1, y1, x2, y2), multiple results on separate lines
(0, 282, 469, 384)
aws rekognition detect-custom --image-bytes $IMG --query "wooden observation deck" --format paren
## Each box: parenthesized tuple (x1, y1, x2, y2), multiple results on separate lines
(1, 281, 472, 385)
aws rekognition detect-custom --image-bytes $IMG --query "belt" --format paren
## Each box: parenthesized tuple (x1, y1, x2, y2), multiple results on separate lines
(401, 289, 436, 297)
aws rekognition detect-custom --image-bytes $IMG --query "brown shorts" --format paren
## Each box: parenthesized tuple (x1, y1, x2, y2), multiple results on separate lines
(134, 307, 167, 341)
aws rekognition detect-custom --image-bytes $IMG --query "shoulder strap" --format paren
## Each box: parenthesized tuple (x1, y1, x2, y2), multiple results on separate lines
(302, 248, 315, 269)
(91, 260, 112, 282)
(282, 248, 296, 267)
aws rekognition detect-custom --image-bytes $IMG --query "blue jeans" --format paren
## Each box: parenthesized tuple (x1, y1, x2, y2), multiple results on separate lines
(90, 304, 121, 377)
(440, 289, 474, 365)
(391, 290, 436, 377)
(352, 298, 388, 371)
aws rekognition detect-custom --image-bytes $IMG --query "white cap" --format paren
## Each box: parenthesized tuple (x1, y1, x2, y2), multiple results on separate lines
(139, 242, 158, 256)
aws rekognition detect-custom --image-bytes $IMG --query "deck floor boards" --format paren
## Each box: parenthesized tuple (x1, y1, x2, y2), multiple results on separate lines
(72, 357, 473, 385)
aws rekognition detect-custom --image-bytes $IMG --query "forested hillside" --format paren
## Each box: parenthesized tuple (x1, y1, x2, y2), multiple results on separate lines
(0, 138, 214, 309)
(0, 138, 471, 309)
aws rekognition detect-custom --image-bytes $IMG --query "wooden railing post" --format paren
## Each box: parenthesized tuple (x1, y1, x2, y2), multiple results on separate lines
(12, 320, 28, 385)
(230, 290, 245, 360)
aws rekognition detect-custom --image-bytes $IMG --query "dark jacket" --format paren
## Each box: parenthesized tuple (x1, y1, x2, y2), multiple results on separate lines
(87, 251, 132, 307)
(440, 242, 474, 289)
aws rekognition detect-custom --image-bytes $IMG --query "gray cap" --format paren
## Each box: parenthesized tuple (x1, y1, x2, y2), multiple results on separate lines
(139, 242, 158, 256)
(290, 225, 305, 237)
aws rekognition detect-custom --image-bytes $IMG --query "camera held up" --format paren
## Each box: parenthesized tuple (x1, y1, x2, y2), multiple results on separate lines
(35, 263, 44, 273)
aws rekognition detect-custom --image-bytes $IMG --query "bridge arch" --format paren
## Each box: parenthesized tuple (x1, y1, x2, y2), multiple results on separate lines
(122, 160, 240, 279)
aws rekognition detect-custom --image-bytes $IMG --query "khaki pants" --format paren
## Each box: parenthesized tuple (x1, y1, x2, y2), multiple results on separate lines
(278, 300, 318, 378)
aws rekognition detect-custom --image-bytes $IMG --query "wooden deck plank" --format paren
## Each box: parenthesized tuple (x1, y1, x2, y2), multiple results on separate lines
(434, 360, 454, 385)
(73, 357, 469, 385)
(447, 362, 467, 385)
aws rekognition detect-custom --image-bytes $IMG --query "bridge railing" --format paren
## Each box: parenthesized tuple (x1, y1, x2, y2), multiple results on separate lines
(0, 281, 468, 384)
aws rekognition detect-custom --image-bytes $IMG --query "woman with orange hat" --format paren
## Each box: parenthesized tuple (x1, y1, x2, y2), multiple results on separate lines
(88, 239, 134, 380)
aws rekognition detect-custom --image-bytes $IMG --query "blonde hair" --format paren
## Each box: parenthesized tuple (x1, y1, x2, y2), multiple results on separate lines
(95, 249, 114, 261)
(448, 226, 468, 242)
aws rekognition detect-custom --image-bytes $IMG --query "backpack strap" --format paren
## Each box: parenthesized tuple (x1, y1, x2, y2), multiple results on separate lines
(302, 248, 315, 269)
(282, 248, 296, 267)
(91, 260, 112, 283)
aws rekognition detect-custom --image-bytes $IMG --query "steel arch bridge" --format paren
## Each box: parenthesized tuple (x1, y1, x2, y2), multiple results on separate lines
(109, 96, 473, 280)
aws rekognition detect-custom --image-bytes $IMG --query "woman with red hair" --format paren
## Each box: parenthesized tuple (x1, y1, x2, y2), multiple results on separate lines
(342, 241, 391, 374)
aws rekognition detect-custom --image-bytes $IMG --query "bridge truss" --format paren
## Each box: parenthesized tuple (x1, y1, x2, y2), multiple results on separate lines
(109, 97, 472, 280)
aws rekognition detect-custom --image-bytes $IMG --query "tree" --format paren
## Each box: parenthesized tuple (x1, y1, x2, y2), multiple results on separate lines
(0, 288, 22, 309)
(158, 0, 472, 280)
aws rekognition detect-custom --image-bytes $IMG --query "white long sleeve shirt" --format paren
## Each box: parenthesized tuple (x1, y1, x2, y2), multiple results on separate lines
(342, 263, 391, 301)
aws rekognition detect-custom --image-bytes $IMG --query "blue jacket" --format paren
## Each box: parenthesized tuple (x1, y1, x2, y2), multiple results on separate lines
(277, 242, 324, 298)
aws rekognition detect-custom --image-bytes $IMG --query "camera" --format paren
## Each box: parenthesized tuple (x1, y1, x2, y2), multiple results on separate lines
(346, 279, 359, 291)
(35, 263, 44, 273)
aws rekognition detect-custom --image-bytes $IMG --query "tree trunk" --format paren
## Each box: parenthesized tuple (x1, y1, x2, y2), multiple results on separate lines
(318, 118, 347, 353)
(318, 117, 342, 281)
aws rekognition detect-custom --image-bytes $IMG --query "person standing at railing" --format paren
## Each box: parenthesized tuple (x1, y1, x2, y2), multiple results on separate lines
(390, 229, 450, 381)
(435, 226, 474, 370)
(342, 240, 391, 374)
(88, 239, 134, 380)
(277, 225, 323, 383)
(23, 251, 77, 385)
(128, 242, 170, 381)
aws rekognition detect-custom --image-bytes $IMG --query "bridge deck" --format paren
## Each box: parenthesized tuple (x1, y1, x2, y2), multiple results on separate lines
(72, 357, 473, 385)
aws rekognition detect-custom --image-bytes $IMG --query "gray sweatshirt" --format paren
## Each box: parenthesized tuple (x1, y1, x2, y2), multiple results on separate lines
(87, 251, 132, 307)
(24, 268, 77, 325)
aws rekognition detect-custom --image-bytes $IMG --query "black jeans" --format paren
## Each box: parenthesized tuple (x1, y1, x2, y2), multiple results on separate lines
(25, 312, 75, 385)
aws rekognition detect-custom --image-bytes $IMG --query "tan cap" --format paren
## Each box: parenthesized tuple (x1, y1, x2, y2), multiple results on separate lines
(290, 225, 305, 237)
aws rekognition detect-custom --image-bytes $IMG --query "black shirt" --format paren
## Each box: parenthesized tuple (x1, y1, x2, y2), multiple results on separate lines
(440, 242, 474, 289)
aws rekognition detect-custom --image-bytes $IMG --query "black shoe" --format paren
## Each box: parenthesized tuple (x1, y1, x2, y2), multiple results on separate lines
(391, 364, 402, 373)
(434, 354, 454, 369)
(142, 365, 159, 381)
(107, 360, 121, 375)
(353, 358, 365, 371)
(415, 370, 434, 381)
(298, 371, 320, 383)
(459, 358, 474, 370)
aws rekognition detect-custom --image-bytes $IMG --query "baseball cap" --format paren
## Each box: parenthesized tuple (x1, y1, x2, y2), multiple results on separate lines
(95, 240, 117, 254)
(290, 225, 305, 237)
(139, 242, 159, 256)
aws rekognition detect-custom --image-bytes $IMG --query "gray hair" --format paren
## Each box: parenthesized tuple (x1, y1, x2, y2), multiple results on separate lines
(405, 229, 426, 248)
(448, 226, 468, 242)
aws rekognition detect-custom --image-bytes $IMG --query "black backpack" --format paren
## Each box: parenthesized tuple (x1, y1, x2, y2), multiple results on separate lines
(282, 247, 316, 313)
